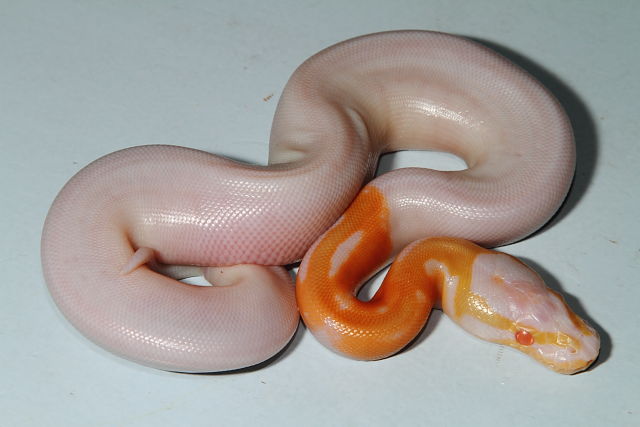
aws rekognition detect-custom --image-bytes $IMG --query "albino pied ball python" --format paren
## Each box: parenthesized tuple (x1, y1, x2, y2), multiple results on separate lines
(41, 31, 599, 374)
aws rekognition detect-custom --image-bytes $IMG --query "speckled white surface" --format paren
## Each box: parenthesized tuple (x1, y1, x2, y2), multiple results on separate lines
(1, 1, 638, 426)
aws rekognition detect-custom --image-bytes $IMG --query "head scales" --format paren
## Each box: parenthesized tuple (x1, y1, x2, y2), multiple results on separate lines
(445, 252, 600, 374)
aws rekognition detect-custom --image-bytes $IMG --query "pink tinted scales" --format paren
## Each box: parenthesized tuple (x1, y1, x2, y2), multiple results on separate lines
(42, 31, 585, 373)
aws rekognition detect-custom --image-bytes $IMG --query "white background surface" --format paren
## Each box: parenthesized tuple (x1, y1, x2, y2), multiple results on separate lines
(2, 1, 639, 426)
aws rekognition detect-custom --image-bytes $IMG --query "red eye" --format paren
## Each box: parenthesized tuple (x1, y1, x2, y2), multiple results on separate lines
(515, 329, 534, 346)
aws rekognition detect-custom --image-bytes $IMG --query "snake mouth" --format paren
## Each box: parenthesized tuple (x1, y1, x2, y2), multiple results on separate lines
(548, 357, 596, 375)
(583, 358, 595, 370)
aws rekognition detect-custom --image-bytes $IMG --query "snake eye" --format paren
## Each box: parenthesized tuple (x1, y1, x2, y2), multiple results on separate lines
(515, 329, 534, 346)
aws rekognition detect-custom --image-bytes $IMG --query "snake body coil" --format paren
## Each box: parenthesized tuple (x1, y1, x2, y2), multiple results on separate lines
(42, 31, 599, 373)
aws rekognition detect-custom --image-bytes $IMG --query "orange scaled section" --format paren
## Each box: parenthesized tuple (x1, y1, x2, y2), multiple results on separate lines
(296, 186, 395, 360)
(296, 183, 485, 360)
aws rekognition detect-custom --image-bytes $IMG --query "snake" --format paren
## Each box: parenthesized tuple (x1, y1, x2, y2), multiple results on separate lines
(41, 30, 599, 374)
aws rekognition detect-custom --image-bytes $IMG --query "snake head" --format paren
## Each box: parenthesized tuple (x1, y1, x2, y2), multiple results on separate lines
(447, 251, 600, 374)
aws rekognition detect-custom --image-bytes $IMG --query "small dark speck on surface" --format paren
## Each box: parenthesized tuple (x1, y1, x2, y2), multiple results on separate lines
(263, 94, 274, 102)
(495, 346, 504, 365)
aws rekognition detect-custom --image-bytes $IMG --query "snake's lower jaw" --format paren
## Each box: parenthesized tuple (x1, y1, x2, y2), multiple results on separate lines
(517, 333, 600, 375)
(544, 356, 598, 375)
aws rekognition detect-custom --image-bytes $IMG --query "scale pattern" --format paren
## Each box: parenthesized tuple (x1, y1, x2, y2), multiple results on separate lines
(42, 31, 577, 372)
